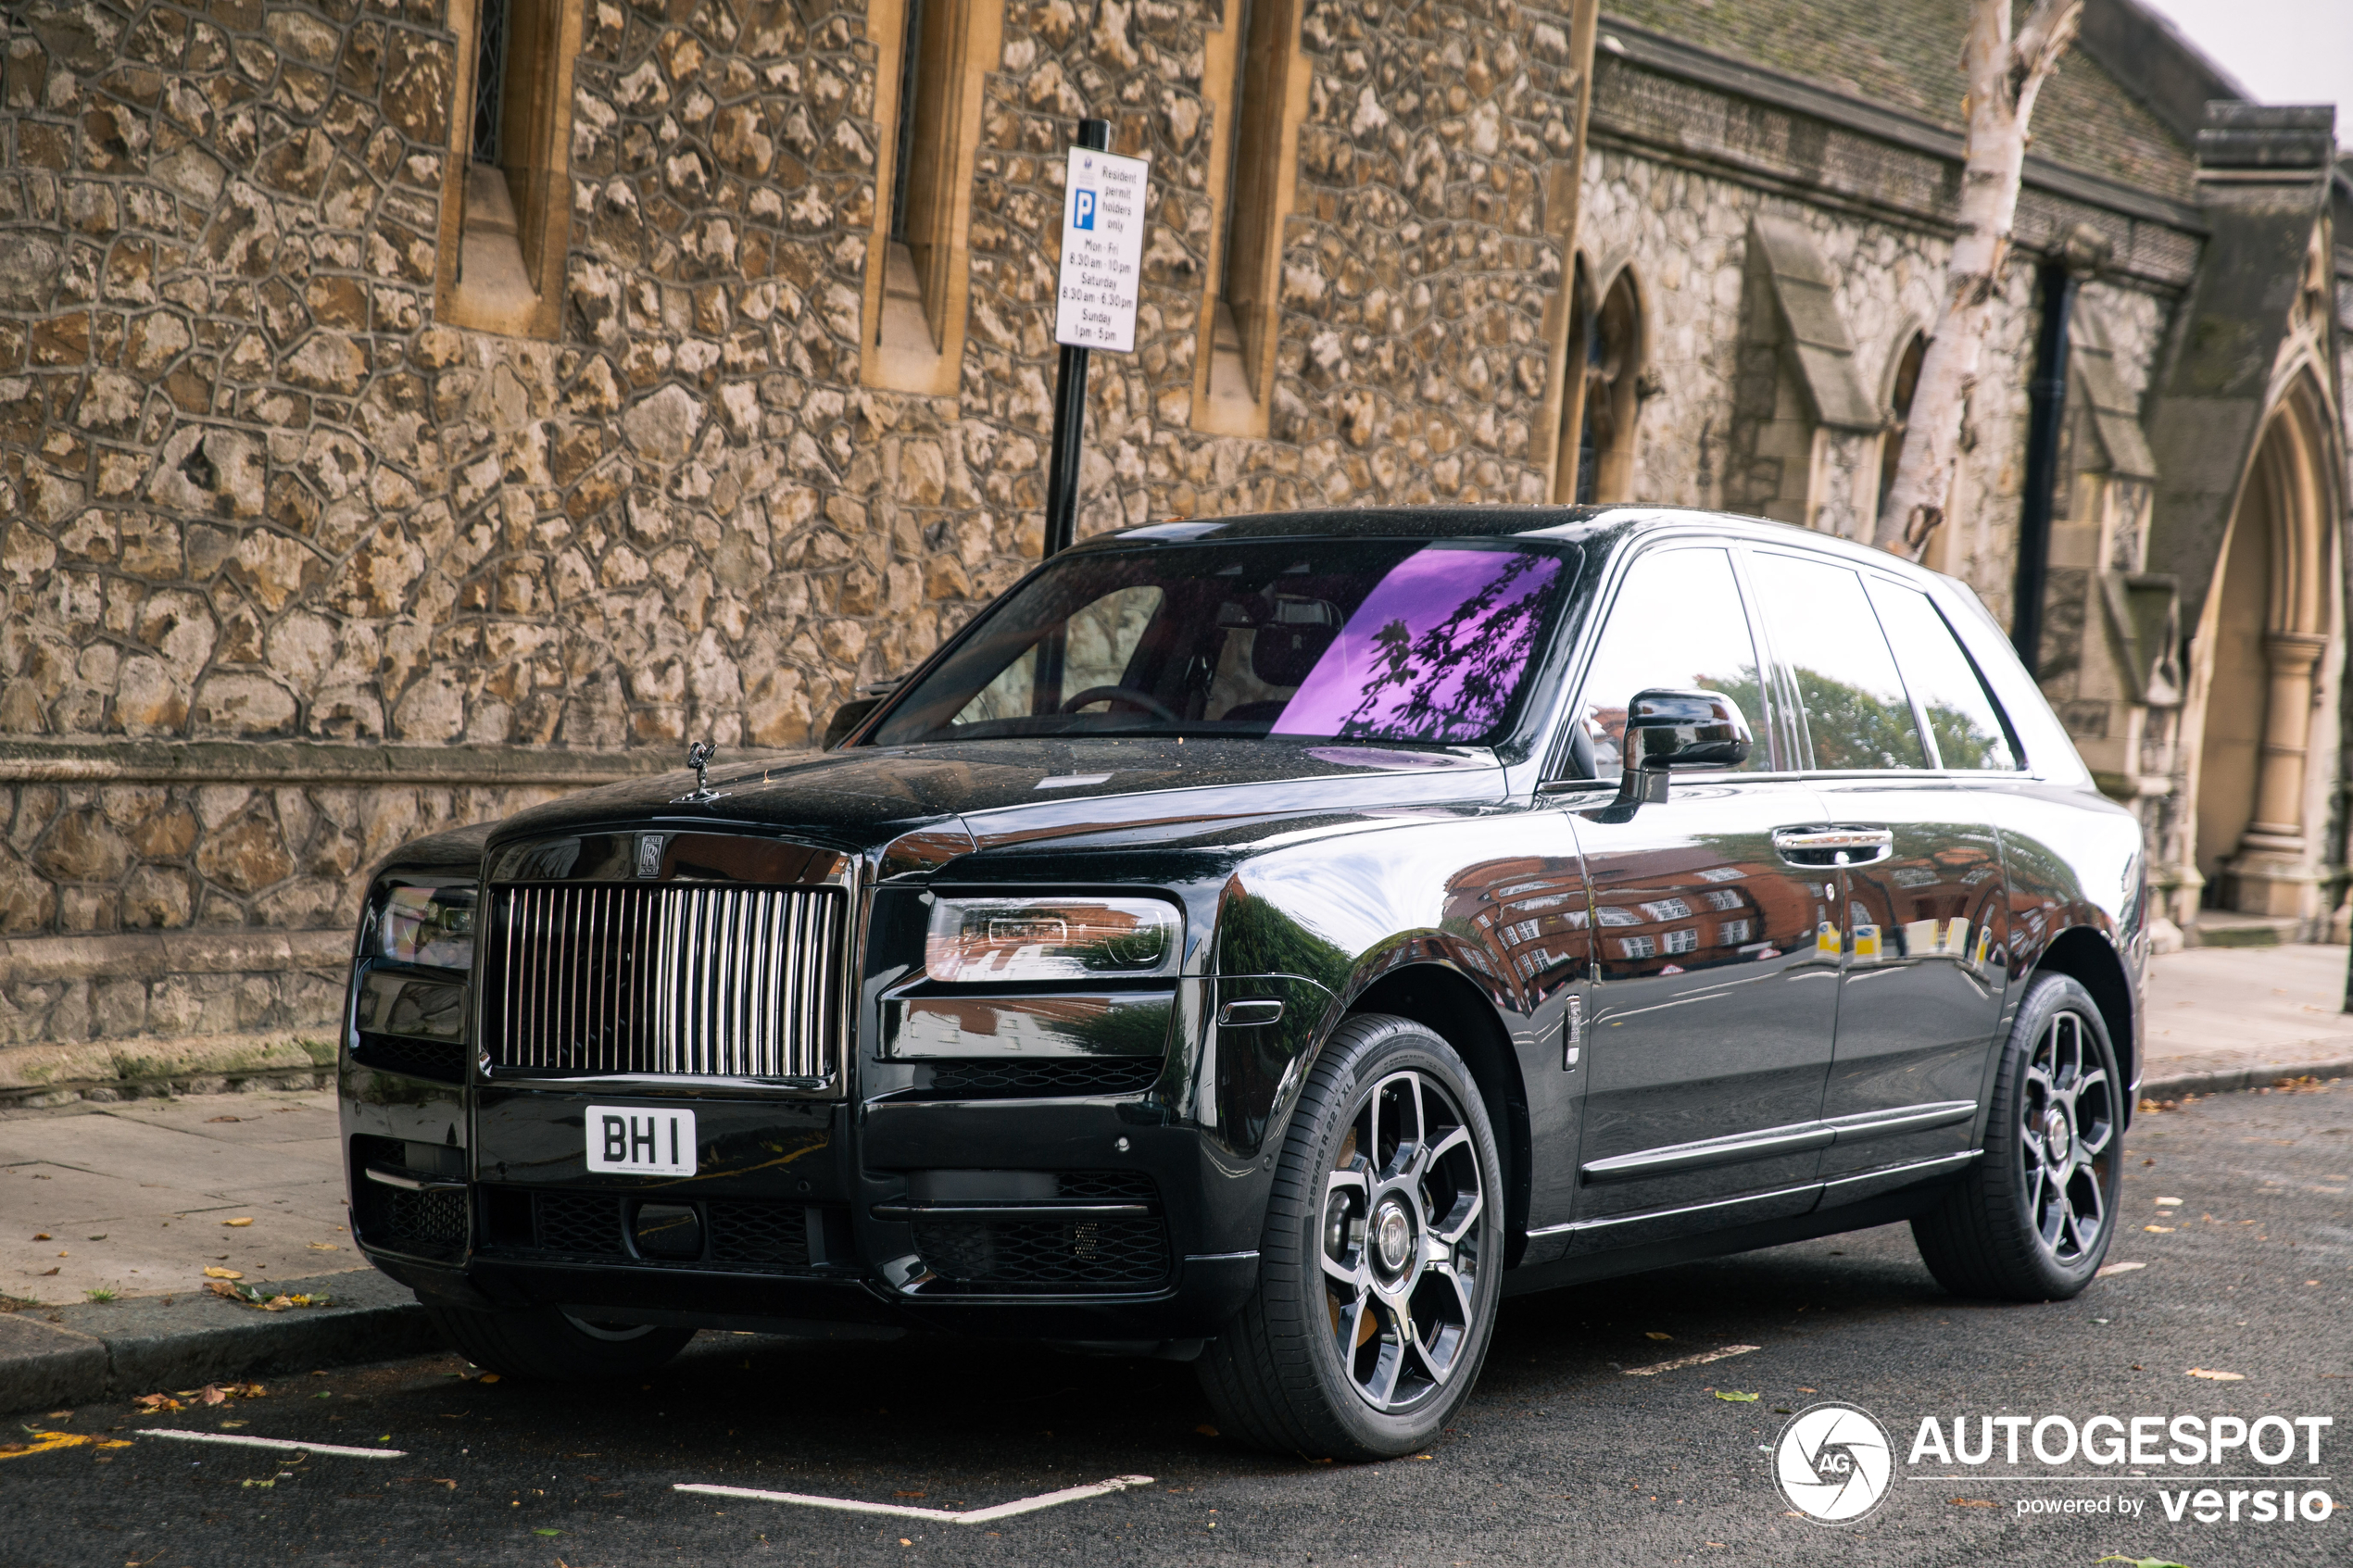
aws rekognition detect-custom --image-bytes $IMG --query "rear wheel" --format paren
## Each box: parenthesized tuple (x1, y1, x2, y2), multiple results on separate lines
(1196, 1014, 1504, 1459)
(1911, 973, 2122, 1300)
(422, 1302, 695, 1381)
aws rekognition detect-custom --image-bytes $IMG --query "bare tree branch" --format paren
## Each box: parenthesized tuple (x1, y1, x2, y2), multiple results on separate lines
(1872, 0, 2083, 559)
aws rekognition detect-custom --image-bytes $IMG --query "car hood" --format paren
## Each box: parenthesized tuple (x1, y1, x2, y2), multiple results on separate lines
(474, 737, 1508, 873)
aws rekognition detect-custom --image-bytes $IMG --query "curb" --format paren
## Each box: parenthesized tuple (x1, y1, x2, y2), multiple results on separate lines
(0, 1268, 443, 1418)
(2138, 1057, 2353, 1103)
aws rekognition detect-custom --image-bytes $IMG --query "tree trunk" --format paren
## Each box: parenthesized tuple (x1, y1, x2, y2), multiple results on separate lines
(1872, 0, 2082, 558)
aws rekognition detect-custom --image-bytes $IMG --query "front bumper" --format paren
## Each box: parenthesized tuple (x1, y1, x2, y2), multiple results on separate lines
(340, 1066, 1265, 1340)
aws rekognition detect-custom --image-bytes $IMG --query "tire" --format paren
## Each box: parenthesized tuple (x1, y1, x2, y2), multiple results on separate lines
(422, 1301, 695, 1381)
(1911, 973, 2123, 1301)
(1196, 1013, 1505, 1460)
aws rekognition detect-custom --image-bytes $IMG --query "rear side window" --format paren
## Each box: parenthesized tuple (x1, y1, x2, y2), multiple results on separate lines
(1746, 551, 1929, 771)
(1575, 546, 1770, 773)
(1866, 579, 2020, 771)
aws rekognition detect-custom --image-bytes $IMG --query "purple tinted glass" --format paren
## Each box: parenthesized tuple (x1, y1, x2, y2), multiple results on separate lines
(1273, 547, 1565, 743)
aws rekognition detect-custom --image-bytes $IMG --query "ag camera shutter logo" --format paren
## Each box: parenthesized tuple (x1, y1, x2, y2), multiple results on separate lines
(1774, 1402, 1895, 1524)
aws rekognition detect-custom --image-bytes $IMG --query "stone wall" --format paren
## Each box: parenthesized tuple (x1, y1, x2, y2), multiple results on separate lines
(2, 0, 1592, 970)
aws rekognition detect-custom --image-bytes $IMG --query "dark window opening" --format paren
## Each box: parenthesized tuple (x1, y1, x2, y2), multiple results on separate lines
(472, 0, 510, 166)
(889, 0, 925, 245)
(1877, 332, 1928, 522)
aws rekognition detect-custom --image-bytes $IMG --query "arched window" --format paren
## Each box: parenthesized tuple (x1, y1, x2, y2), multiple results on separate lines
(1553, 268, 1641, 504)
(436, 0, 583, 338)
(1192, 0, 1308, 435)
(862, 0, 999, 394)
(1877, 331, 1928, 522)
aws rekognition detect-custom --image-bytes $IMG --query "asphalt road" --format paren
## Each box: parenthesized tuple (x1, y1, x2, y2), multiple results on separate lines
(6, 1081, 2347, 1568)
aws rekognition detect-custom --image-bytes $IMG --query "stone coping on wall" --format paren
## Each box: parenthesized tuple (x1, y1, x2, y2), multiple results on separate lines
(0, 740, 713, 788)
(0, 927, 352, 988)
(0, 1032, 334, 1107)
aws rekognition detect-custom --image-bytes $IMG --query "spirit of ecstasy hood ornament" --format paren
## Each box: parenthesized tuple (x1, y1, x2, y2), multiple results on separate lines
(673, 739, 727, 803)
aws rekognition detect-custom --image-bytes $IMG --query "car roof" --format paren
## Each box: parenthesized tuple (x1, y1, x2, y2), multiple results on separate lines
(1082, 505, 1952, 588)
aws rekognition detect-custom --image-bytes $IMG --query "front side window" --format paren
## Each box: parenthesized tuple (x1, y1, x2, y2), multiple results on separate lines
(1746, 551, 1929, 771)
(1864, 579, 2020, 771)
(870, 539, 1579, 747)
(1574, 546, 1769, 773)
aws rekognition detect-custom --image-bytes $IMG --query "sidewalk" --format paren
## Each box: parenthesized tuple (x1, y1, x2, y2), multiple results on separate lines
(4, 945, 2350, 1413)
(2139, 941, 2353, 1097)
(0, 1086, 437, 1412)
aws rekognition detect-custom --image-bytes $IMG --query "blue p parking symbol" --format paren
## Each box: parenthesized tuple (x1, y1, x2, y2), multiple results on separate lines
(1073, 188, 1096, 230)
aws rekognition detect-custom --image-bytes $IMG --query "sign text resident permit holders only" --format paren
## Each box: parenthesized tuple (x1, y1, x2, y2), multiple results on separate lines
(1054, 145, 1149, 353)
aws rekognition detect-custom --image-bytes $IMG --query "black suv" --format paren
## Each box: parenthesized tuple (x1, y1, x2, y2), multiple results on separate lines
(342, 507, 2145, 1459)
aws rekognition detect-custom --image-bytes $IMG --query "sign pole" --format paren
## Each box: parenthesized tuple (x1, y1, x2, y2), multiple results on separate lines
(1043, 116, 1113, 559)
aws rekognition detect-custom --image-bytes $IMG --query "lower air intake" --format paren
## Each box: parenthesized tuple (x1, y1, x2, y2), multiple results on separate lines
(912, 1215, 1171, 1292)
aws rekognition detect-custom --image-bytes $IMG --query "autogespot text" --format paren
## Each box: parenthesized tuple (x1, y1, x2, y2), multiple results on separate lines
(1906, 1412, 2336, 1525)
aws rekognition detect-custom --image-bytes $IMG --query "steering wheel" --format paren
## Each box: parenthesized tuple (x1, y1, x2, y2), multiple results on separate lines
(1060, 684, 1179, 721)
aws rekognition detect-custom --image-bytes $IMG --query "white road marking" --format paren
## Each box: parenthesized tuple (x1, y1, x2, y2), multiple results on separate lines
(674, 1474, 1155, 1524)
(1621, 1343, 1761, 1377)
(135, 1429, 406, 1459)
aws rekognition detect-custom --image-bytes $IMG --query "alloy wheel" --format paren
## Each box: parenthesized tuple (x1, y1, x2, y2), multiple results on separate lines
(1319, 1069, 1487, 1413)
(2018, 1009, 2115, 1265)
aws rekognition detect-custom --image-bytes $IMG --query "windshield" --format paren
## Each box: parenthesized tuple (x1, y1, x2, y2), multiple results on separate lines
(868, 538, 1579, 746)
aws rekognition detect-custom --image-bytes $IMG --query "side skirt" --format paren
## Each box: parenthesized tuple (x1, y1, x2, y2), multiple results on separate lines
(1498, 1182, 1957, 1298)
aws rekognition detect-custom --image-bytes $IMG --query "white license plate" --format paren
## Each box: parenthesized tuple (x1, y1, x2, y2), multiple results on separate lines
(585, 1106, 697, 1177)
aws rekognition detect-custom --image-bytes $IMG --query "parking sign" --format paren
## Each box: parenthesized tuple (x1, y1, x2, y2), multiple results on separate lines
(1054, 145, 1149, 353)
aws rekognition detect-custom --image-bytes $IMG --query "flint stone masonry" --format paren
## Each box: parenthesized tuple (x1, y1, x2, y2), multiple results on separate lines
(0, 0, 1595, 964)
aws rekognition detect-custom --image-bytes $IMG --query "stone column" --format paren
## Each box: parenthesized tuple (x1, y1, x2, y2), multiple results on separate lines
(2226, 630, 2329, 918)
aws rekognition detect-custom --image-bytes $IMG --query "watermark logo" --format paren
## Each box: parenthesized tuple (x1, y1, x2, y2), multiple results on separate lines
(1775, 1402, 1895, 1524)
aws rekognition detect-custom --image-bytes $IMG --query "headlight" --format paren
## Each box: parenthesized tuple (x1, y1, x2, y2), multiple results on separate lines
(352, 970, 468, 1040)
(371, 880, 477, 971)
(925, 897, 1180, 984)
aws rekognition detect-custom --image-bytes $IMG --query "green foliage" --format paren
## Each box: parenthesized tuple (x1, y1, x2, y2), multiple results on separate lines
(1791, 665, 1926, 770)
(1924, 701, 2012, 770)
(1215, 888, 1353, 985)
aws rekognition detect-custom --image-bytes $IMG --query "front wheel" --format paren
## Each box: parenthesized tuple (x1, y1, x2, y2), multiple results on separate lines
(1196, 1014, 1504, 1460)
(422, 1301, 695, 1381)
(1911, 973, 2123, 1300)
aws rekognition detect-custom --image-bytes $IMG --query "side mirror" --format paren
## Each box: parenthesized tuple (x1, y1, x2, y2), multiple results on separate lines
(823, 696, 883, 750)
(1617, 688, 1752, 804)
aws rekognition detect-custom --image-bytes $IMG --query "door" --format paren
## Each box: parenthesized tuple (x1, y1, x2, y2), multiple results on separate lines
(1560, 545, 1842, 1248)
(1745, 551, 2010, 1195)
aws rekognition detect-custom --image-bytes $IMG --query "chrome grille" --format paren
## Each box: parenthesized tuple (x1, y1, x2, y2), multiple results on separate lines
(485, 884, 844, 1082)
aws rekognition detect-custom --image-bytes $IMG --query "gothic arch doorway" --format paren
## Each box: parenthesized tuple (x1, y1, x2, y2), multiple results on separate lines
(2191, 376, 2338, 918)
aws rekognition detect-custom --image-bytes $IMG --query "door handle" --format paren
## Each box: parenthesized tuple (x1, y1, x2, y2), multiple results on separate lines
(1771, 827, 1894, 867)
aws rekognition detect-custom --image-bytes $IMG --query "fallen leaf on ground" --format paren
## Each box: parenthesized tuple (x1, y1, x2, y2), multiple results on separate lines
(220, 1218, 253, 1228)
(205, 1116, 241, 1124)
(477, 1374, 500, 1384)
(306, 1242, 339, 1251)
(205, 1280, 328, 1311)
(2095, 1261, 2145, 1277)
(132, 1393, 182, 1412)
(534, 1529, 561, 1537)
(2144, 1225, 2174, 1233)
(1194, 1424, 1218, 1437)
(38, 1267, 57, 1276)
(2154, 1197, 2183, 1207)
(31, 1235, 49, 1242)
(203, 1267, 243, 1280)
(1644, 1331, 1672, 1340)
(894, 1491, 926, 1499)
(2095, 1558, 2191, 1568)
(1949, 1498, 1995, 1507)
(1715, 1390, 1759, 1402)
(2186, 1368, 2246, 1381)
(0, 1431, 134, 1461)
